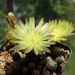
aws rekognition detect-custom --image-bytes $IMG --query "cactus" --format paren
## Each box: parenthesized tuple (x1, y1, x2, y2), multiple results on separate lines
(22, 67, 28, 75)
(41, 71, 51, 75)
(51, 46, 64, 57)
(55, 55, 65, 64)
(11, 52, 21, 61)
(32, 69, 40, 75)
(45, 56, 57, 71)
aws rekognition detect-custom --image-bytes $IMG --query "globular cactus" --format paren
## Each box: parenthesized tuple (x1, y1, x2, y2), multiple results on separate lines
(55, 55, 65, 64)
(22, 67, 28, 75)
(32, 69, 40, 75)
(41, 71, 51, 75)
(28, 62, 35, 72)
(11, 52, 21, 61)
(51, 47, 64, 58)
(9, 61, 22, 75)
(44, 56, 57, 71)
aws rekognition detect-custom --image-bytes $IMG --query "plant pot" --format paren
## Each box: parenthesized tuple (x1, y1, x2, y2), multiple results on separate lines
(48, 42, 72, 75)
(0, 41, 72, 75)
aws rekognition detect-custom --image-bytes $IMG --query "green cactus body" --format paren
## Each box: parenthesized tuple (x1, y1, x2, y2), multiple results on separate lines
(45, 56, 57, 70)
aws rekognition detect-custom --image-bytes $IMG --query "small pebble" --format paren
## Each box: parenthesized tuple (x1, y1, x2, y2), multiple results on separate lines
(0, 69, 6, 75)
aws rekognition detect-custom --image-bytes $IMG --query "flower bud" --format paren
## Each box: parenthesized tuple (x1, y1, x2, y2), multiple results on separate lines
(7, 12, 18, 28)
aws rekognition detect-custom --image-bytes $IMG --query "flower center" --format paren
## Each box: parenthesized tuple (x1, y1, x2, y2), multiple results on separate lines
(28, 33, 41, 46)
(31, 36, 37, 43)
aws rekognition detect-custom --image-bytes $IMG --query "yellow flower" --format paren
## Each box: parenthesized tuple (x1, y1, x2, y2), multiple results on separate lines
(48, 20, 75, 42)
(7, 17, 55, 55)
